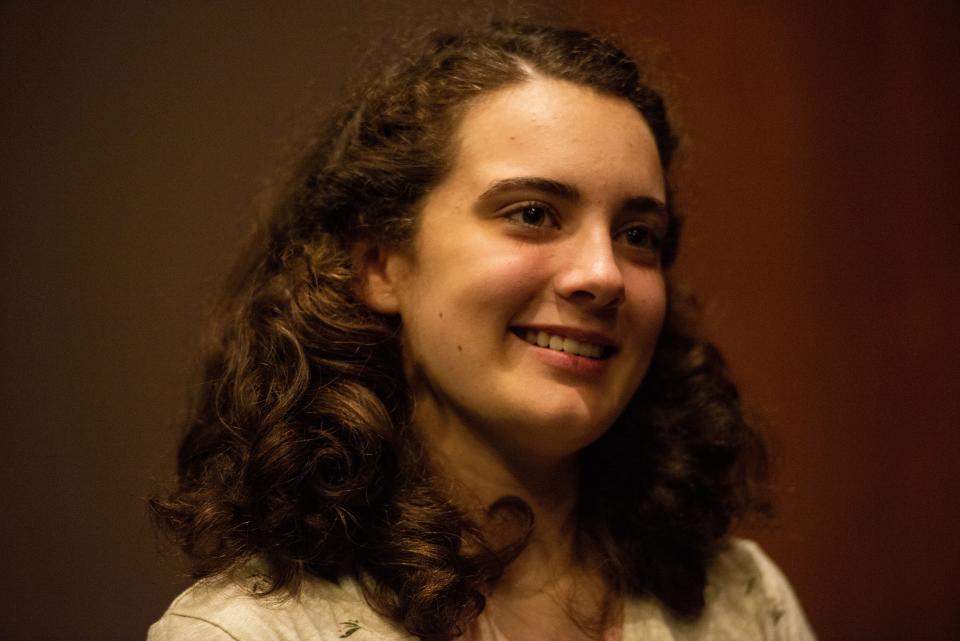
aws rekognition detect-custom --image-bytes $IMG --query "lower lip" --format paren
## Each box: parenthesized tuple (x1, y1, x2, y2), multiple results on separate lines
(513, 333, 609, 377)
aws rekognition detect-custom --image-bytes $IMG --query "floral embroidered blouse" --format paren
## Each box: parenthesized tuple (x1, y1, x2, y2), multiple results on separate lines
(147, 538, 816, 641)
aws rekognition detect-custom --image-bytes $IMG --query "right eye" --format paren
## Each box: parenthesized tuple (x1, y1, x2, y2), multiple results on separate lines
(503, 202, 559, 229)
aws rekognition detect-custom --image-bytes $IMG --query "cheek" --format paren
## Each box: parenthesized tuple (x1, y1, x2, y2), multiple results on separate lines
(400, 251, 547, 380)
(650, 283, 668, 331)
(626, 274, 668, 345)
(424, 251, 545, 320)
(476, 252, 547, 301)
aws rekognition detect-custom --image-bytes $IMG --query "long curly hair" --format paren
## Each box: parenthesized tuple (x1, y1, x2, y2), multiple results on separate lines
(151, 21, 770, 641)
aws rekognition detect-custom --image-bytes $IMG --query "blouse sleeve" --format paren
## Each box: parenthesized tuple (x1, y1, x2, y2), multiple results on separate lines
(735, 539, 817, 641)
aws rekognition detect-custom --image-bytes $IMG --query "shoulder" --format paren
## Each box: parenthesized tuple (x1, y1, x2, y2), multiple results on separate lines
(706, 538, 815, 637)
(147, 569, 411, 641)
(625, 538, 817, 641)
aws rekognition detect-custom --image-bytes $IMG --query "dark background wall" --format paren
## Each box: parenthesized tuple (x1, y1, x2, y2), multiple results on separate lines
(584, 3, 960, 639)
(1, 2, 956, 640)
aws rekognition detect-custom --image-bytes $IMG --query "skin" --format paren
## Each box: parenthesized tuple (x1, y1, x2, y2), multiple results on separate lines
(363, 76, 668, 640)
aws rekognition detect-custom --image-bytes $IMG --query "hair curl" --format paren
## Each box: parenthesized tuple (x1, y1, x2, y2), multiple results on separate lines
(151, 21, 770, 641)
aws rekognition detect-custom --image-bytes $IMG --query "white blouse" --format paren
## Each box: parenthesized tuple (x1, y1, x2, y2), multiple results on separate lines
(147, 538, 816, 641)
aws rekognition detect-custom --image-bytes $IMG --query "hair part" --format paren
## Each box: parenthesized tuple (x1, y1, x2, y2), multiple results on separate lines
(151, 20, 769, 641)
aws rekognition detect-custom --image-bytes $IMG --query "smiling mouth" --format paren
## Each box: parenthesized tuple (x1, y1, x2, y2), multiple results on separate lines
(510, 328, 612, 359)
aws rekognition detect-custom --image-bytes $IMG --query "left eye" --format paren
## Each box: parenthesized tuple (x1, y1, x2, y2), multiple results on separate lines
(504, 203, 559, 228)
(617, 226, 662, 250)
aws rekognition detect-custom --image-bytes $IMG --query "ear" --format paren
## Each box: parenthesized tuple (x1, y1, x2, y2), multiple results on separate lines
(351, 241, 406, 314)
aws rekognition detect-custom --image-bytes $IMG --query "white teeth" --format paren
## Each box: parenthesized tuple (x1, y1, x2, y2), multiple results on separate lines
(578, 343, 602, 358)
(518, 330, 606, 359)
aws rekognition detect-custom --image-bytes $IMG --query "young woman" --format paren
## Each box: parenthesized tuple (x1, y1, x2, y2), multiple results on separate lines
(148, 21, 815, 641)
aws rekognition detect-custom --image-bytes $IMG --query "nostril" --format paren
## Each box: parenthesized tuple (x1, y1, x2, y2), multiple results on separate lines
(561, 291, 622, 312)
(553, 250, 626, 310)
(570, 289, 597, 301)
(564, 285, 624, 310)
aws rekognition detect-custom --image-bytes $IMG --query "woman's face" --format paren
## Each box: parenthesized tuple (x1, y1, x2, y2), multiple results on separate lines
(370, 77, 667, 461)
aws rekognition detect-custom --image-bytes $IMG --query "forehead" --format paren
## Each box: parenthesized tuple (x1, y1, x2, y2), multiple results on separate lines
(447, 77, 665, 202)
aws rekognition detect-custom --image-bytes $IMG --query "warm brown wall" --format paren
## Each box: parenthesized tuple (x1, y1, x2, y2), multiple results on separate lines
(1, 2, 957, 640)
(584, 2, 960, 640)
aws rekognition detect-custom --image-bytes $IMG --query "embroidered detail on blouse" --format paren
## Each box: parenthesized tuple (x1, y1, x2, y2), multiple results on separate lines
(338, 619, 364, 637)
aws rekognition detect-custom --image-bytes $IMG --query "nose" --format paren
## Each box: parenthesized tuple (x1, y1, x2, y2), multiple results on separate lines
(553, 227, 625, 311)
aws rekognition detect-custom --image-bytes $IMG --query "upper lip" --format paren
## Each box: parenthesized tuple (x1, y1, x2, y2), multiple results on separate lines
(512, 324, 619, 349)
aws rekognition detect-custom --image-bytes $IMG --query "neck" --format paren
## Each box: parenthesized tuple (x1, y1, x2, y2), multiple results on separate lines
(416, 402, 580, 529)
(412, 408, 620, 640)
(413, 401, 598, 588)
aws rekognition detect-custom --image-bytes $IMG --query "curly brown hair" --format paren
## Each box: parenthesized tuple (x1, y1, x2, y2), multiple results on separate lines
(150, 21, 770, 641)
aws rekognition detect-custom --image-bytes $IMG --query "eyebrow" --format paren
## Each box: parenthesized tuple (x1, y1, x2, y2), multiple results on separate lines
(476, 176, 581, 204)
(622, 195, 669, 220)
(476, 175, 667, 218)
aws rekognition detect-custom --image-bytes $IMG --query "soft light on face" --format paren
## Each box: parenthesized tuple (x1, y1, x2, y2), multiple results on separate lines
(371, 77, 668, 463)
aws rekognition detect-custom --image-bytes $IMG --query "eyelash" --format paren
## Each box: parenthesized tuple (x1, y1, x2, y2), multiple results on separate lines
(615, 225, 663, 252)
(503, 202, 560, 229)
(502, 202, 664, 254)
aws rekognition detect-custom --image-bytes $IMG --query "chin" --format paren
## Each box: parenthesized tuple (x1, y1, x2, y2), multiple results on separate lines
(516, 402, 618, 452)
